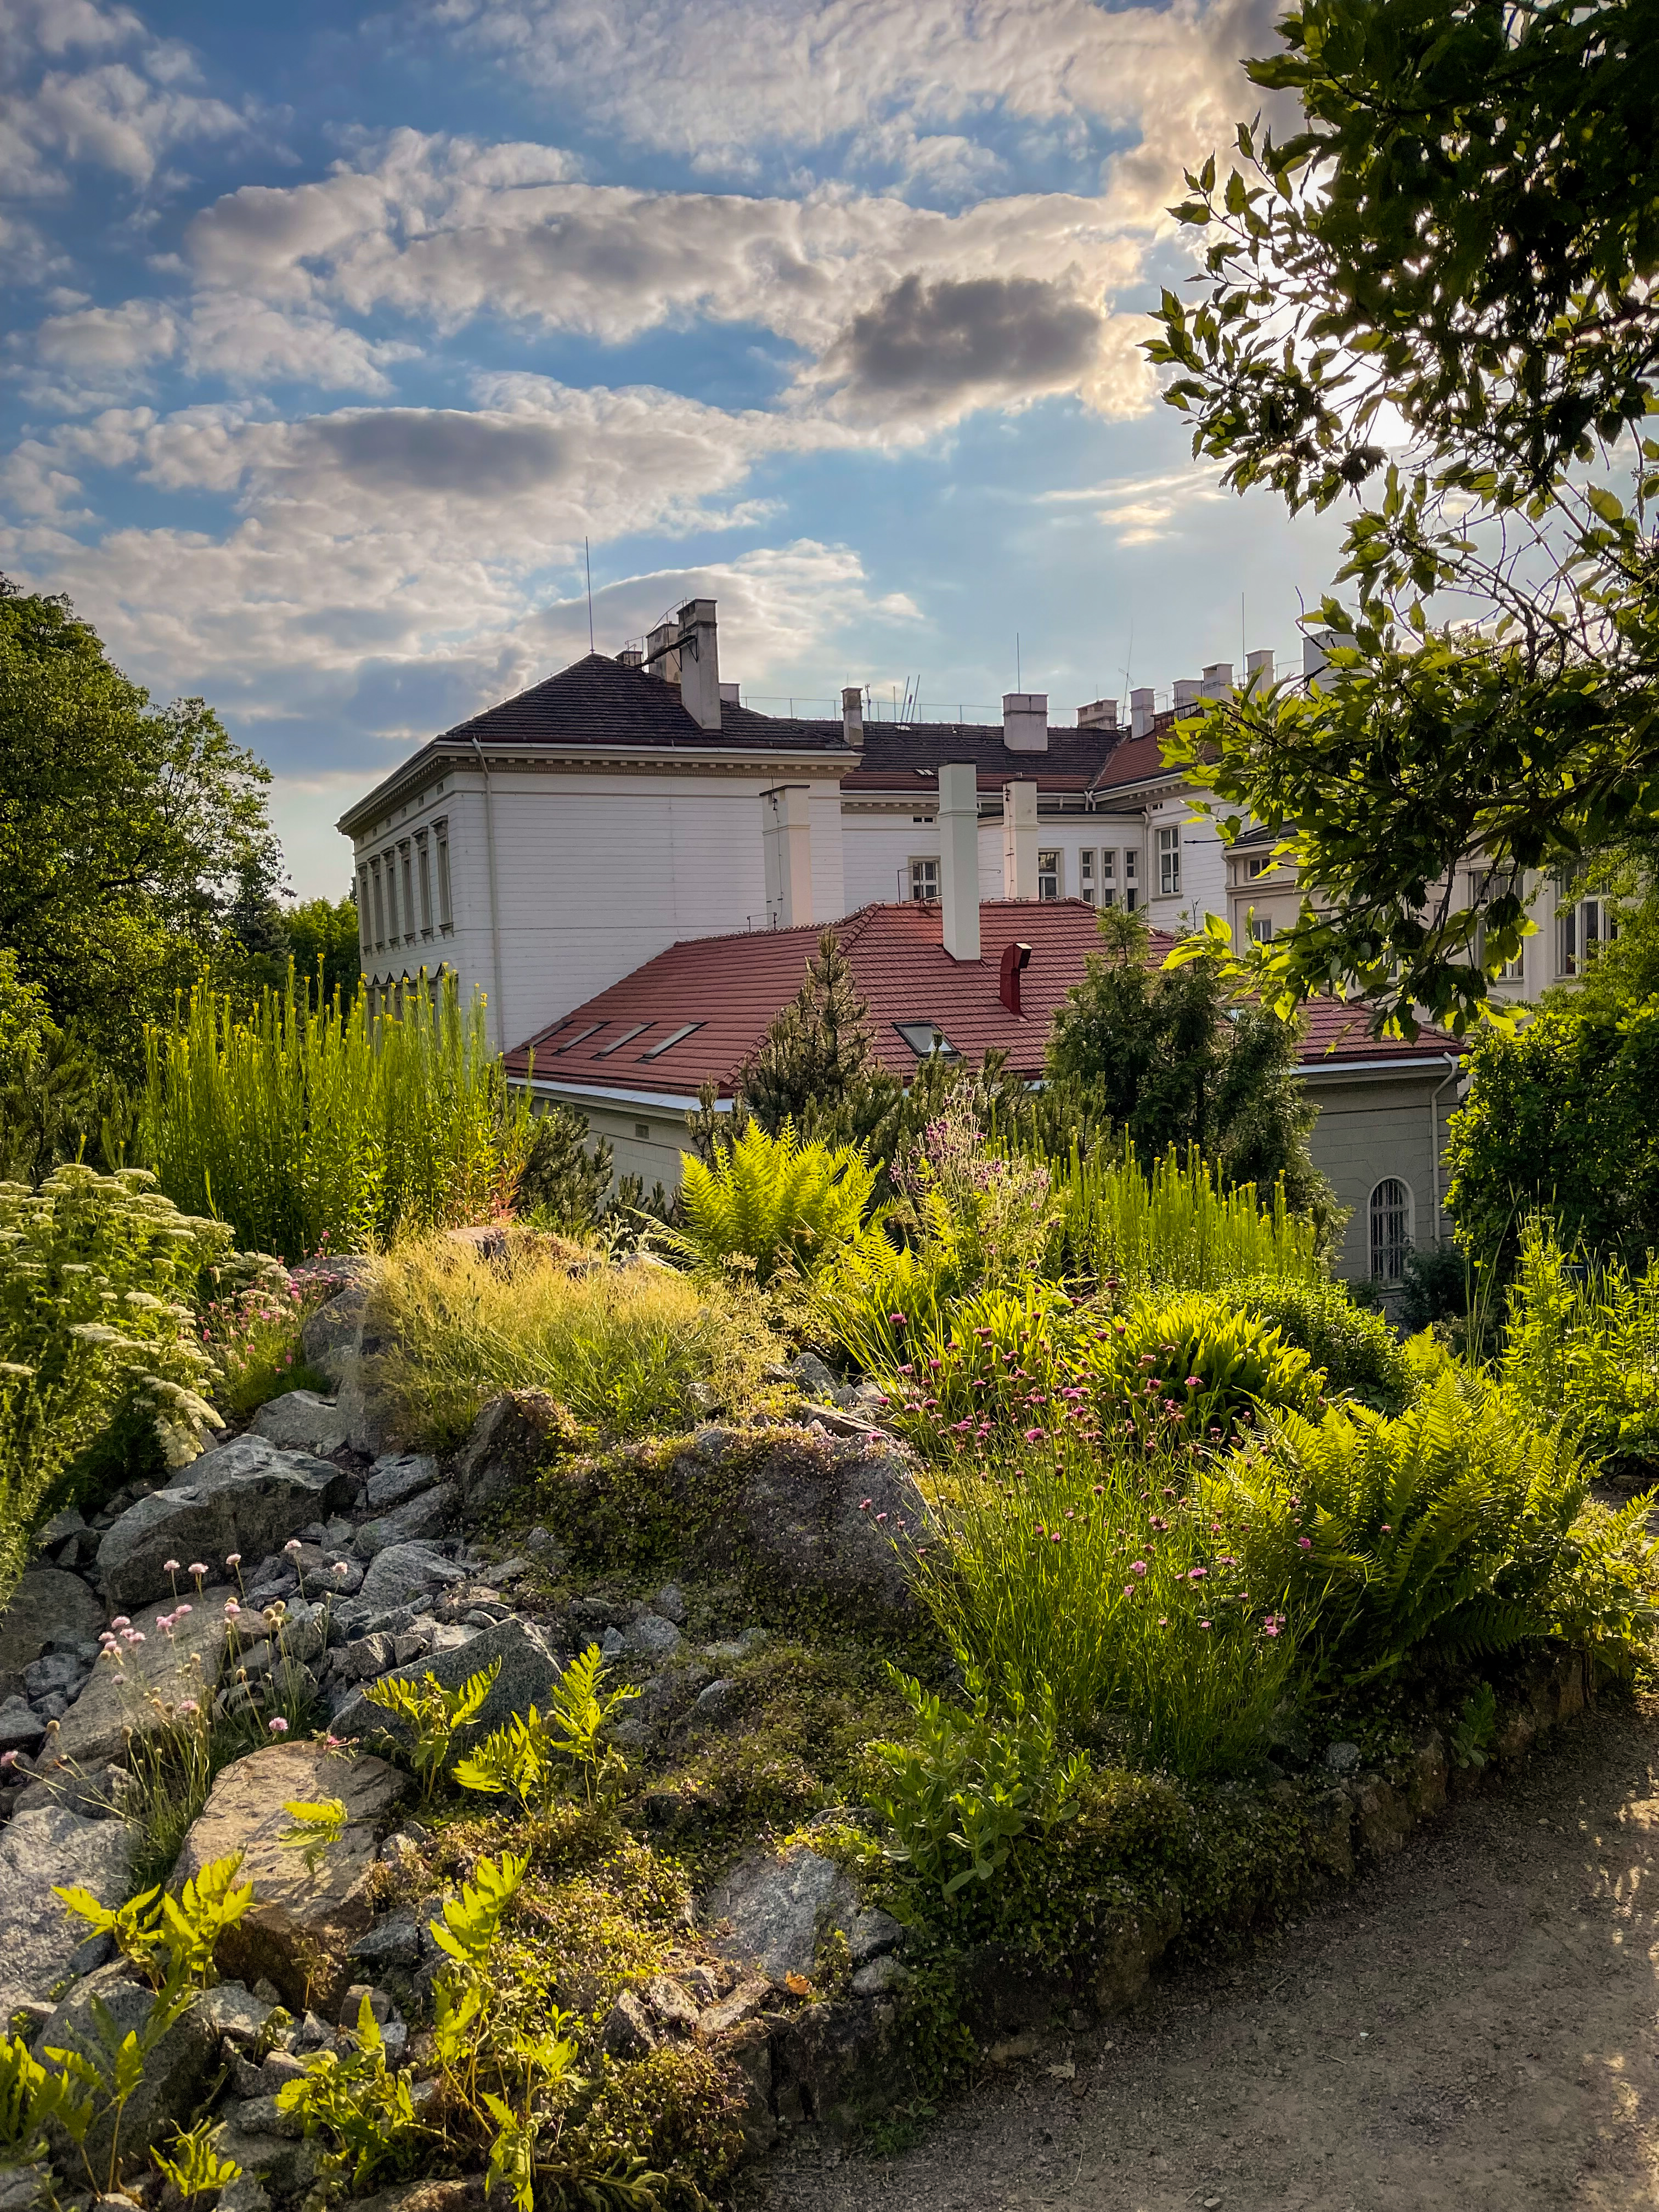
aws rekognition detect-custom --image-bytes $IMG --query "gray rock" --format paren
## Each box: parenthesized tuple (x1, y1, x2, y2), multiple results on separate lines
(32, 1963, 217, 2170)
(600, 1988, 657, 2058)
(705, 1844, 857, 1984)
(348, 1916, 421, 1971)
(12, 1760, 129, 1821)
(97, 1438, 353, 1610)
(695, 1677, 737, 1717)
(330, 1615, 561, 1764)
(1325, 1741, 1363, 1777)
(788, 1351, 842, 1400)
(353, 1483, 458, 1560)
(250, 1390, 352, 1455)
(23, 1651, 87, 1700)
(654, 1583, 687, 1625)
(299, 1281, 369, 1386)
(848, 1907, 905, 1965)
(0, 1695, 43, 1751)
(203, 1982, 278, 2050)
(0, 1568, 108, 1702)
(212, 2119, 322, 2202)
(0, 2162, 52, 2211)
(35, 1508, 86, 1551)
(453, 1390, 572, 1517)
(850, 1954, 911, 1997)
(624, 1612, 682, 1657)
(356, 1542, 469, 1614)
(54, 1584, 237, 1769)
(365, 1454, 441, 1512)
(599, 1626, 625, 1659)
(0, 1807, 135, 2019)
(337, 1632, 397, 1684)
(217, 2174, 274, 2212)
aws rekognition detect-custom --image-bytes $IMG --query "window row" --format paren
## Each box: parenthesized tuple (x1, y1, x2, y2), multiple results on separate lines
(360, 822, 453, 955)
(906, 847, 1146, 909)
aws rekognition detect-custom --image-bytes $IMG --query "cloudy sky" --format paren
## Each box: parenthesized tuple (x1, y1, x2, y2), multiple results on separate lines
(1, 0, 1348, 897)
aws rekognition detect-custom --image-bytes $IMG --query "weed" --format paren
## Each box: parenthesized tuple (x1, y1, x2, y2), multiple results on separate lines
(1452, 1682, 1498, 1769)
(364, 1660, 503, 1801)
(150, 2118, 243, 2198)
(454, 1645, 638, 1816)
(279, 1796, 348, 1874)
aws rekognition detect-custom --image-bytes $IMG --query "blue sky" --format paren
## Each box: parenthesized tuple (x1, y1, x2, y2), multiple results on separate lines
(1, 0, 1348, 898)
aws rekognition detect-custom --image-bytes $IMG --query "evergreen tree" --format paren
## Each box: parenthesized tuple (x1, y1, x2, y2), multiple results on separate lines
(512, 1103, 614, 1231)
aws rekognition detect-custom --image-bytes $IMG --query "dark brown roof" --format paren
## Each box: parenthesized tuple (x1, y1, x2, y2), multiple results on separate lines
(506, 900, 1462, 1101)
(444, 653, 853, 757)
(844, 719, 1127, 797)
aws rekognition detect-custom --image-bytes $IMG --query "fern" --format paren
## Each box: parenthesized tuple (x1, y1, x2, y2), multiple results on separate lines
(427, 1849, 527, 1971)
(365, 1660, 503, 1801)
(668, 1118, 884, 1285)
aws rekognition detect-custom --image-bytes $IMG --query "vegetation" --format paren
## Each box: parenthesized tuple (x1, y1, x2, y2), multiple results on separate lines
(670, 1119, 884, 1286)
(1498, 1217, 1659, 1472)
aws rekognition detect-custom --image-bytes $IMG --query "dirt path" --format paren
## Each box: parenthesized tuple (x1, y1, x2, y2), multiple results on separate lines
(756, 1701, 1659, 2212)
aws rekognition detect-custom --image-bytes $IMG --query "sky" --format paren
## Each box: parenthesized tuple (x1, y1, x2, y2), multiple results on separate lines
(0, 0, 1351, 899)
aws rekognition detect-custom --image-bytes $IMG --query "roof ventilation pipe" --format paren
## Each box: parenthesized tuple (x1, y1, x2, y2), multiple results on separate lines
(1000, 940, 1032, 1015)
(938, 762, 981, 963)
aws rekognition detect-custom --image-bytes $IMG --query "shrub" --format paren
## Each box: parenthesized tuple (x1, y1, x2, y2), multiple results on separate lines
(668, 1118, 883, 1286)
(1206, 1368, 1659, 1688)
(367, 1234, 776, 1447)
(1235, 1273, 1415, 1412)
(143, 967, 532, 1261)
(1498, 1215, 1659, 1467)
(1052, 1140, 1323, 1291)
(891, 1097, 1058, 1285)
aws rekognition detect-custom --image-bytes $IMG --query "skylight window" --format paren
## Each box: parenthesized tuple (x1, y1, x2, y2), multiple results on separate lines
(594, 1023, 651, 1057)
(639, 1022, 703, 1060)
(552, 1023, 604, 1054)
(894, 1022, 960, 1059)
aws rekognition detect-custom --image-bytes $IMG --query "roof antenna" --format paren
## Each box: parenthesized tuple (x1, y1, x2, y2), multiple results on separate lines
(1016, 630, 1021, 690)
(584, 537, 595, 656)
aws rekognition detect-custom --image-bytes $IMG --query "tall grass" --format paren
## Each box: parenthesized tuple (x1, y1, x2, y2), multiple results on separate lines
(143, 967, 532, 1260)
(1053, 1140, 1322, 1291)
(368, 1234, 778, 1448)
(1499, 1215, 1659, 1466)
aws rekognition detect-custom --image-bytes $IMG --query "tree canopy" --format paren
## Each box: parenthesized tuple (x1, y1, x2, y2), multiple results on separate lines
(1148, 0, 1659, 1036)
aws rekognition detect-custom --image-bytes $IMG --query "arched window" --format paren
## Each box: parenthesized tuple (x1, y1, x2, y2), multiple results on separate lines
(1369, 1178, 1413, 1284)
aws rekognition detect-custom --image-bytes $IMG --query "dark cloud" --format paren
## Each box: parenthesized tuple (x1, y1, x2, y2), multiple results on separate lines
(826, 273, 1099, 413)
(306, 409, 566, 495)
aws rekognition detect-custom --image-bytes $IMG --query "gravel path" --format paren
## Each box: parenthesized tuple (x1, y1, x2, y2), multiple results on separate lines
(755, 1698, 1659, 2212)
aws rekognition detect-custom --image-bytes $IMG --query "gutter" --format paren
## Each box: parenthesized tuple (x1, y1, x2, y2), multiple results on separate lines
(1429, 1049, 1462, 1245)
(522, 1076, 728, 1115)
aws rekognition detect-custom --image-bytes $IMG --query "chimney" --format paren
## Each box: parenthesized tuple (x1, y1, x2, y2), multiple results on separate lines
(1003, 692, 1049, 753)
(677, 597, 721, 731)
(1173, 677, 1204, 713)
(938, 762, 980, 963)
(761, 786, 814, 928)
(1130, 686, 1156, 737)
(645, 621, 678, 685)
(842, 686, 864, 745)
(1200, 661, 1234, 699)
(1245, 648, 1274, 687)
(718, 680, 740, 704)
(999, 940, 1032, 1015)
(1077, 698, 1118, 731)
(617, 646, 642, 669)
(1304, 629, 1347, 684)
(1003, 781, 1038, 899)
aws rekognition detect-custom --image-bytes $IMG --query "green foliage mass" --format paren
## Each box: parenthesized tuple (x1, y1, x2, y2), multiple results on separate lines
(1498, 1217, 1659, 1471)
(1234, 1272, 1414, 1411)
(669, 1117, 883, 1286)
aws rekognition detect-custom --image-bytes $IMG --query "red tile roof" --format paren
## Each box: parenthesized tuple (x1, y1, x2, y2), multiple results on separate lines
(505, 900, 1459, 1100)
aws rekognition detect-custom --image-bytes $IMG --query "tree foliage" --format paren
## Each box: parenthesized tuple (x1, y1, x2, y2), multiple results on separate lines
(1148, 0, 1659, 1035)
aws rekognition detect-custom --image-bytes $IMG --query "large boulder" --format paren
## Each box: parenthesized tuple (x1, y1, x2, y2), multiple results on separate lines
(97, 1439, 353, 1609)
(352, 1485, 458, 1560)
(250, 1391, 352, 1455)
(299, 1281, 370, 1386)
(50, 1583, 237, 1770)
(0, 1570, 108, 1702)
(355, 1542, 470, 1617)
(0, 1807, 136, 2021)
(173, 1741, 407, 2012)
(330, 1615, 560, 1763)
(453, 1392, 582, 1519)
(704, 1844, 857, 1985)
(32, 1963, 218, 2173)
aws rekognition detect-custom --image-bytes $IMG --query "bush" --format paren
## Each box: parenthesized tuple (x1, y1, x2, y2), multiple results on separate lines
(1236, 1273, 1415, 1412)
(143, 968, 532, 1261)
(1498, 1216, 1659, 1468)
(366, 1234, 777, 1448)
(668, 1118, 883, 1286)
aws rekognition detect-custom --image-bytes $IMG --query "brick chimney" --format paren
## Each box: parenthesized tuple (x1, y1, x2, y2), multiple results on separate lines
(939, 762, 980, 963)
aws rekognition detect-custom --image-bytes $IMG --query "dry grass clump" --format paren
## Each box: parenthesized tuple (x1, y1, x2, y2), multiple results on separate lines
(368, 1233, 778, 1447)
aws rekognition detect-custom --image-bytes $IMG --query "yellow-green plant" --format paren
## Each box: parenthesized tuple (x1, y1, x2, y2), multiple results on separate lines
(48, 1982, 195, 2196)
(151, 2118, 244, 2198)
(276, 1990, 429, 2194)
(453, 1645, 639, 1815)
(1053, 1138, 1322, 1291)
(0, 2033, 94, 2166)
(1499, 1215, 1659, 1466)
(56, 1849, 253, 1991)
(279, 1796, 348, 1874)
(669, 1118, 884, 1285)
(364, 1660, 502, 1801)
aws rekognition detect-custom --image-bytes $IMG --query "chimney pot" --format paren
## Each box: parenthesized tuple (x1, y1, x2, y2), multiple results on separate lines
(1077, 697, 1118, 730)
(1002, 692, 1049, 753)
(1245, 648, 1274, 686)
(718, 680, 740, 704)
(1130, 686, 1156, 738)
(617, 646, 642, 669)
(1000, 939, 1032, 1015)
(842, 685, 864, 744)
(1199, 661, 1234, 699)
(645, 622, 678, 685)
(938, 761, 980, 962)
(1173, 676, 1204, 713)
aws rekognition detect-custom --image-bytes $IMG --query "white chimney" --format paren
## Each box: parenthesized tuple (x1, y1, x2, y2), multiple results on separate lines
(761, 786, 814, 928)
(1246, 648, 1274, 686)
(1200, 661, 1234, 699)
(1003, 692, 1049, 753)
(719, 680, 740, 704)
(1003, 781, 1038, 899)
(677, 597, 721, 731)
(1130, 686, 1156, 738)
(645, 621, 678, 685)
(842, 686, 864, 745)
(617, 646, 643, 669)
(1304, 629, 1347, 684)
(1077, 698, 1118, 730)
(939, 763, 980, 962)
(1173, 677, 1204, 713)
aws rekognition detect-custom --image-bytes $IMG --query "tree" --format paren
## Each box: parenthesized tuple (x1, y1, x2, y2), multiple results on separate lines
(1047, 909, 1336, 1221)
(1148, 0, 1659, 1036)
(0, 577, 279, 1071)
(286, 894, 362, 1005)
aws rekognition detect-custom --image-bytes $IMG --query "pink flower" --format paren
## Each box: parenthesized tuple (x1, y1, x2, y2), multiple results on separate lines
(284, 1538, 303, 1555)
(111, 1616, 130, 1630)
(1023, 1427, 1045, 1443)
(1122, 1584, 1135, 1598)
(225, 1553, 241, 1568)
(1263, 1612, 1287, 1638)
(122, 1629, 145, 1646)
(1, 1751, 16, 1770)
(188, 1563, 207, 1578)
(1379, 1523, 1392, 1534)
(267, 1717, 289, 1735)
(163, 1559, 181, 1575)
(1186, 1376, 1203, 1390)
(1188, 1567, 1207, 1583)
(224, 1600, 242, 1618)
(859, 1498, 873, 1511)
(1297, 1536, 1313, 1552)
(1129, 1560, 1148, 1577)
(332, 1561, 351, 1577)
(178, 1699, 200, 1717)
(1199, 1618, 1211, 1629)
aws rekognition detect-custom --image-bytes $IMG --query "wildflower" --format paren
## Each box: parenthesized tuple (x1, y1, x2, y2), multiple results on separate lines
(1297, 1536, 1313, 1553)
(859, 1498, 873, 1511)
(1123, 1585, 1135, 1598)
(163, 1559, 181, 1575)
(284, 1538, 303, 1555)
(226, 1553, 241, 1568)
(1157, 1616, 1167, 1627)
(178, 1699, 200, 1717)
(874, 1511, 889, 1525)
(0, 1751, 14, 1770)
(1379, 1523, 1392, 1534)
(224, 1599, 242, 1618)
(1129, 1560, 1148, 1578)
(1092, 1483, 1104, 1497)
(122, 1629, 145, 1645)
(333, 1560, 351, 1577)
(1188, 1567, 1207, 1583)
(267, 1717, 289, 1735)
(1186, 1376, 1203, 1391)
(1023, 1427, 1045, 1443)
(1263, 1613, 1287, 1639)
(111, 1616, 130, 1630)
(188, 1562, 207, 1578)
(890, 1313, 907, 1330)
(1199, 1619, 1211, 1629)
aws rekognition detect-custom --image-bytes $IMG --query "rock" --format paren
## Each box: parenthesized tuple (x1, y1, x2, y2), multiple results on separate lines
(203, 1982, 278, 2050)
(0, 2163, 52, 2211)
(1306, 1785, 1356, 1879)
(698, 1977, 770, 2036)
(300, 1282, 369, 1386)
(250, 1391, 352, 1455)
(54, 1585, 237, 1769)
(212, 2120, 323, 2203)
(1407, 1730, 1448, 1818)
(1324, 1741, 1362, 1777)
(720, 2019, 776, 2153)
(848, 1908, 904, 1966)
(174, 1741, 407, 2013)
(356, 1543, 469, 1615)
(600, 1988, 658, 2058)
(453, 1391, 582, 1518)
(12, 1760, 130, 1821)
(348, 1916, 421, 1972)
(97, 1439, 353, 1610)
(23, 1651, 87, 1701)
(695, 1678, 737, 1718)
(33, 1963, 217, 2171)
(850, 1955, 911, 1997)
(642, 1974, 701, 2036)
(772, 1996, 907, 2131)
(218, 2175, 274, 2212)
(365, 1455, 441, 1512)
(353, 1484, 458, 1560)
(706, 1844, 856, 1984)
(0, 1569, 109, 1702)
(35, 1508, 86, 1551)
(330, 1616, 561, 1764)
(1352, 1773, 1411, 1856)
(624, 1612, 681, 1657)
(0, 1808, 136, 2019)
(0, 1696, 43, 1751)
(1089, 1898, 1182, 2012)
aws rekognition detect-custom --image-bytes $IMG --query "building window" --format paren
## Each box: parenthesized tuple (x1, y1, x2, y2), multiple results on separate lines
(909, 856, 939, 902)
(1249, 913, 1274, 943)
(1098, 850, 1117, 909)
(399, 843, 415, 941)
(594, 1023, 651, 1057)
(1369, 1178, 1413, 1284)
(1247, 853, 1276, 879)
(1157, 826, 1181, 898)
(639, 1022, 703, 1060)
(894, 1021, 960, 1059)
(1079, 850, 1096, 905)
(357, 867, 371, 955)
(1474, 866, 1525, 979)
(435, 822, 453, 930)
(634, 1121, 651, 1140)
(1556, 880, 1612, 978)
(416, 834, 433, 935)
(1123, 850, 1138, 913)
(385, 849, 400, 941)
(371, 861, 386, 950)
(1037, 849, 1062, 900)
